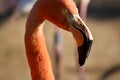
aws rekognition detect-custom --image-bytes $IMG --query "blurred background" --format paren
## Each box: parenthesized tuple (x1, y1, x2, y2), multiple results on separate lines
(0, 0, 120, 80)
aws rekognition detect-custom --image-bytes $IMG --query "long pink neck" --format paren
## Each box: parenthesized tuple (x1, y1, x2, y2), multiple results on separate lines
(24, 9, 55, 80)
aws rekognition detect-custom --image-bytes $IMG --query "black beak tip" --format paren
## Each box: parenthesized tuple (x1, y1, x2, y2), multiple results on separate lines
(77, 39, 93, 66)
(77, 46, 87, 66)
(79, 56, 86, 66)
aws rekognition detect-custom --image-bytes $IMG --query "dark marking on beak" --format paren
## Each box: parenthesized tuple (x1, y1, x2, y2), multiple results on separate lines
(73, 24, 93, 66)
(78, 39, 93, 66)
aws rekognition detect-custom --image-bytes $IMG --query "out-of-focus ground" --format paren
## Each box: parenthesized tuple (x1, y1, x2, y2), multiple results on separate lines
(0, 15, 120, 80)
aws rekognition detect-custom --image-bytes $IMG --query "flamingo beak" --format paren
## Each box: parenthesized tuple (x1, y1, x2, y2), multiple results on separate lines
(72, 23, 93, 66)
(66, 13, 93, 66)
(70, 15, 93, 66)
(63, 9, 93, 66)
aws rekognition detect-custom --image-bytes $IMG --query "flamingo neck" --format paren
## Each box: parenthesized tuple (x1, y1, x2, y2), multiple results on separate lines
(25, 19, 55, 80)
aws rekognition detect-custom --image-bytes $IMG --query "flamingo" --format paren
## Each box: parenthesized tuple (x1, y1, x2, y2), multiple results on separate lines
(24, 0, 93, 80)
(53, 27, 62, 80)
(79, 0, 90, 21)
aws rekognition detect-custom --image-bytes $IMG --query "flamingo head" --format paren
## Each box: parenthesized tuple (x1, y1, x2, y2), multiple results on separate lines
(37, 0, 93, 66)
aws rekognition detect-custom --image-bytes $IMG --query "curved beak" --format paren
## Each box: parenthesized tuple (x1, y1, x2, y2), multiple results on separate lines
(72, 15, 93, 66)
(65, 12, 93, 66)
